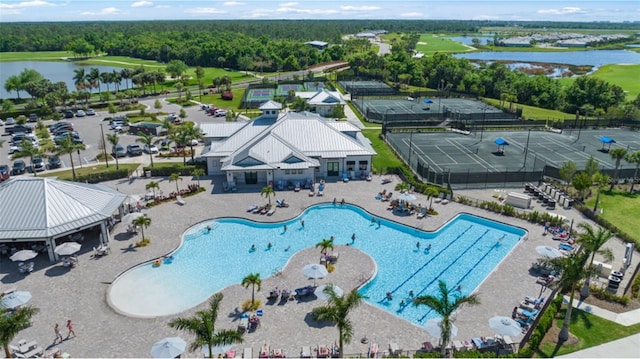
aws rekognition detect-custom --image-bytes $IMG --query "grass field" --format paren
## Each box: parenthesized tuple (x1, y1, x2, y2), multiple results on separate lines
(0, 51, 73, 62)
(40, 163, 139, 181)
(591, 64, 640, 100)
(538, 306, 640, 357)
(584, 190, 640, 242)
(415, 34, 471, 54)
(362, 128, 403, 173)
(481, 97, 574, 122)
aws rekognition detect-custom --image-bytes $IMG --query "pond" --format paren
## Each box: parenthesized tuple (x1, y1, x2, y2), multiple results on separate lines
(454, 49, 640, 67)
(449, 35, 495, 46)
(0, 61, 129, 99)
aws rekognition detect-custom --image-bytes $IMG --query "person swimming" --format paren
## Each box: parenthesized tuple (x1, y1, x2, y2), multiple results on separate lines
(386, 291, 393, 300)
(250, 244, 256, 252)
(409, 290, 414, 297)
(351, 233, 356, 243)
(267, 242, 272, 250)
(283, 225, 287, 232)
(284, 245, 291, 252)
(416, 241, 420, 249)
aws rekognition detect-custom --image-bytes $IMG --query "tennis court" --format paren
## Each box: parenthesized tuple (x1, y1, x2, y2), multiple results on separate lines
(305, 82, 325, 91)
(276, 84, 305, 96)
(340, 80, 396, 96)
(387, 128, 640, 187)
(246, 88, 275, 101)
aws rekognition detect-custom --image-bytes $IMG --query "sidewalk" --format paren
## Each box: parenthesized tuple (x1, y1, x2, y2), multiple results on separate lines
(556, 295, 640, 358)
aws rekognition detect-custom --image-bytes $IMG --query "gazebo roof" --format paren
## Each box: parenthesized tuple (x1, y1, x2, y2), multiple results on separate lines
(0, 177, 126, 240)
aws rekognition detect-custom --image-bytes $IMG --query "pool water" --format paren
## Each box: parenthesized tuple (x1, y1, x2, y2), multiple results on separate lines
(108, 204, 526, 320)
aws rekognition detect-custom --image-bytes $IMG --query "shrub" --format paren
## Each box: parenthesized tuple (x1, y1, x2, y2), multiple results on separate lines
(589, 285, 630, 305)
(632, 273, 640, 299)
(75, 167, 130, 183)
(135, 238, 151, 247)
(241, 299, 261, 312)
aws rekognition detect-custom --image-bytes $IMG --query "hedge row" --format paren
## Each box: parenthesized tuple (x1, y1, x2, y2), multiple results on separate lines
(142, 164, 203, 177)
(74, 168, 130, 183)
(518, 294, 563, 357)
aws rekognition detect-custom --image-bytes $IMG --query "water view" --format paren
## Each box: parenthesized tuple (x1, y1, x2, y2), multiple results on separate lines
(0, 61, 128, 99)
(454, 49, 640, 67)
(449, 35, 495, 46)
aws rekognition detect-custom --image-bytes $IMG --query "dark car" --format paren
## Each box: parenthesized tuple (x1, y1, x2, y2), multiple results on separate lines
(0, 164, 10, 181)
(64, 110, 74, 118)
(112, 144, 127, 158)
(5, 124, 33, 135)
(127, 144, 143, 156)
(54, 133, 83, 145)
(32, 156, 45, 172)
(12, 160, 26, 175)
(48, 155, 62, 169)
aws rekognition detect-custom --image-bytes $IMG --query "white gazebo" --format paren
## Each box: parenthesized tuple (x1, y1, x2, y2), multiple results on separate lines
(0, 177, 127, 262)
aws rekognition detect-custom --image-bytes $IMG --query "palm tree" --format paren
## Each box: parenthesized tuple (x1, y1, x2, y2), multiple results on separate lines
(625, 150, 640, 193)
(413, 281, 480, 357)
(316, 238, 334, 254)
(106, 133, 120, 170)
(592, 172, 610, 213)
(145, 181, 160, 198)
(578, 223, 614, 298)
(609, 148, 628, 190)
(180, 123, 203, 164)
(169, 172, 182, 193)
(89, 68, 101, 96)
(241, 273, 262, 308)
(120, 68, 134, 90)
(169, 293, 244, 359)
(11, 140, 43, 177)
(260, 185, 275, 206)
(72, 68, 87, 92)
(0, 305, 40, 358)
(192, 168, 205, 187)
(426, 186, 439, 209)
(311, 288, 363, 358)
(131, 215, 151, 240)
(540, 251, 594, 342)
(55, 134, 86, 181)
(136, 132, 156, 167)
(4, 75, 22, 99)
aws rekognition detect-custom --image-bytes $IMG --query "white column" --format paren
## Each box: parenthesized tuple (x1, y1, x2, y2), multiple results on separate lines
(47, 238, 56, 262)
(100, 221, 110, 245)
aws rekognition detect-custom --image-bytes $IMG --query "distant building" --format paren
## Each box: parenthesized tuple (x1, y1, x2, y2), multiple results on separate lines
(296, 89, 346, 117)
(305, 41, 328, 50)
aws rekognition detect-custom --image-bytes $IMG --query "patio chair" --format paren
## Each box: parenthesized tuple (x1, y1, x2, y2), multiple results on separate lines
(223, 182, 230, 192)
(259, 342, 269, 358)
(300, 346, 312, 358)
(342, 172, 350, 182)
(266, 207, 276, 216)
(230, 181, 237, 192)
(242, 347, 252, 358)
(317, 344, 330, 358)
(294, 182, 301, 192)
(435, 192, 444, 203)
(176, 195, 186, 205)
(389, 342, 401, 356)
(368, 342, 379, 358)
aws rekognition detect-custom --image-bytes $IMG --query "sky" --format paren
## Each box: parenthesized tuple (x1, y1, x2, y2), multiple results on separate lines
(0, 0, 638, 23)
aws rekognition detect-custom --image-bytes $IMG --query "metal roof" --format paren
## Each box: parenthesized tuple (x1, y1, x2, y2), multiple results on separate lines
(0, 177, 127, 240)
(199, 122, 246, 138)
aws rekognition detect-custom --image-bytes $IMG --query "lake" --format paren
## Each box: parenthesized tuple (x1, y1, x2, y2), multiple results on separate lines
(0, 61, 129, 99)
(449, 35, 495, 46)
(453, 50, 640, 67)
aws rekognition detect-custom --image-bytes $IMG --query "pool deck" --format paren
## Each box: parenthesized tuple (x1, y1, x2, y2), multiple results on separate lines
(0, 174, 636, 358)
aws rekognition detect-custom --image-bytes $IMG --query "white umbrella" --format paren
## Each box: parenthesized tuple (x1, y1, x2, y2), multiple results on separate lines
(1, 291, 32, 309)
(54, 242, 81, 256)
(424, 318, 458, 339)
(122, 213, 145, 226)
(315, 284, 344, 300)
(150, 337, 186, 358)
(397, 192, 417, 201)
(10, 250, 38, 262)
(536, 245, 563, 259)
(201, 344, 233, 357)
(128, 194, 142, 204)
(303, 263, 329, 285)
(489, 316, 522, 337)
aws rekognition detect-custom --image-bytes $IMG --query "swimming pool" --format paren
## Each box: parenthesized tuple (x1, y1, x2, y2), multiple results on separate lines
(108, 204, 526, 320)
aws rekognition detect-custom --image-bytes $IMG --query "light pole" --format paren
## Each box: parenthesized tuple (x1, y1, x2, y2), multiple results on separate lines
(523, 128, 532, 169)
(100, 123, 109, 168)
(438, 79, 444, 119)
(383, 108, 395, 136)
(480, 105, 487, 141)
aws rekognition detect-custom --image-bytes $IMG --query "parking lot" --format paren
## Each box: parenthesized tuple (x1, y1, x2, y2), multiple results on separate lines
(1, 97, 236, 178)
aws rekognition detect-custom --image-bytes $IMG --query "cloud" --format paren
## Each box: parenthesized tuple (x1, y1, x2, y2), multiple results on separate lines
(184, 7, 226, 14)
(131, 1, 153, 8)
(276, 5, 339, 15)
(80, 7, 123, 16)
(246, 8, 274, 18)
(279, 2, 298, 7)
(155, 5, 170, 9)
(223, 1, 245, 5)
(537, 7, 586, 15)
(340, 5, 381, 11)
(400, 12, 423, 18)
(0, 0, 55, 9)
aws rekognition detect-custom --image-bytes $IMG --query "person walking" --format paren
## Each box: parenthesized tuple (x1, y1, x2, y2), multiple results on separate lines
(54, 323, 64, 343)
(66, 320, 76, 338)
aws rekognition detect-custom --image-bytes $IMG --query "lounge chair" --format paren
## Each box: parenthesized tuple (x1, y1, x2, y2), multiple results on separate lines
(176, 195, 186, 205)
(452, 340, 464, 352)
(242, 347, 252, 358)
(342, 172, 350, 182)
(238, 317, 248, 333)
(266, 207, 276, 216)
(308, 189, 316, 197)
(223, 182, 230, 192)
(272, 348, 284, 358)
(276, 199, 289, 208)
(381, 177, 392, 184)
(277, 180, 284, 191)
(300, 346, 312, 358)
(435, 192, 444, 203)
(417, 207, 427, 219)
(422, 341, 435, 352)
(259, 342, 269, 358)
(389, 342, 401, 356)
(317, 190, 324, 197)
(259, 205, 270, 215)
(295, 286, 315, 298)
(226, 350, 236, 358)
(366, 172, 372, 181)
(230, 182, 237, 192)
(368, 342, 379, 358)
(441, 193, 451, 205)
(294, 182, 301, 192)
(247, 205, 258, 212)
(317, 345, 330, 358)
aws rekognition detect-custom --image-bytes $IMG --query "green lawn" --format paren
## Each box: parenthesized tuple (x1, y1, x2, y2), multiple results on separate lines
(0, 51, 73, 62)
(415, 34, 472, 54)
(80, 56, 165, 69)
(40, 163, 139, 181)
(481, 97, 574, 122)
(591, 64, 640, 100)
(584, 190, 640, 242)
(538, 306, 640, 357)
(362, 128, 403, 173)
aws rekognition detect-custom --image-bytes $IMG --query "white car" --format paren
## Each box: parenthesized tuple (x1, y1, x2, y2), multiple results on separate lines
(144, 144, 159, 154)
(8, 145, 21, 154)
(189, 139, 199, 146)
(110, 121, 124, 130)
(6, 117, 15, 125)
(76, 110, 86, 117)
(213, 109, 227, 117)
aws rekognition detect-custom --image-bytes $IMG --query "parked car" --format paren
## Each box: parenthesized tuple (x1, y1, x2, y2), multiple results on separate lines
(213, 109, 227, 117)
(144, 144, 159, 154)
(12, 160, 26, 175)
(5, 124, 33, 134)
(8, 145, 21, 154)
(5, 117, 15, 125)
(0, 119, 4, 126)
(48, 155, 61, 169)
(32, 156, 45, 172)
(0, 164, 10, 181)
(76, 110, 86, 117)
(64, 110, 74, 118)
(160, 139, 170, 151)
(127, 144, 143, 156)
(54, 133, 83, 145)
(189, 139, 199, 146)
(86, 108, 95, 116)
(112, 144, 127, 158)
(28, 113, 38, 122)
(110, 121, 124, 130)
